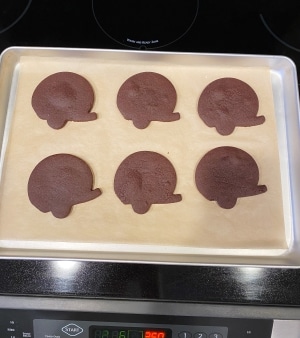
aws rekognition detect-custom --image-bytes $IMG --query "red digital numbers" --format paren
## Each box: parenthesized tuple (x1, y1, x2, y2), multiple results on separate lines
(145, 331, 166, 338)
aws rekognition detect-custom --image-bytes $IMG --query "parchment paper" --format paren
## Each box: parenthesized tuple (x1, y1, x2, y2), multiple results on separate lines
(0, 55, 287, 252)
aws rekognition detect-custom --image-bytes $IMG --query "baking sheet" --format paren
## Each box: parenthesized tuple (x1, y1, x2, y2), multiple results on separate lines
(0, 47, 299, 266)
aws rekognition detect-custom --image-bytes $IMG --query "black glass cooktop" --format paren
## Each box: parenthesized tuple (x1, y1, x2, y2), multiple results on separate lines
(0, 0, 32, 34)
(1, 1, 299, 85)
(92, 0, 199, 49)
(0, 0, 300, 306)
(0, 0, 299, 77)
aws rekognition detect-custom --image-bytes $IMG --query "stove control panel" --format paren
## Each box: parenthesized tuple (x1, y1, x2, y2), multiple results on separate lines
(0, 309, 273, 338)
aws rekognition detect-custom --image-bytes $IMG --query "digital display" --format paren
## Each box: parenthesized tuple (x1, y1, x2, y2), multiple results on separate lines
(90, 326, 172, 338)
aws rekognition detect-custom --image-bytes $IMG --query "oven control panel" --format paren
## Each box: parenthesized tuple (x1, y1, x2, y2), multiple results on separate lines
(0, 309, 273, 338)
(34, 321, 228, 338)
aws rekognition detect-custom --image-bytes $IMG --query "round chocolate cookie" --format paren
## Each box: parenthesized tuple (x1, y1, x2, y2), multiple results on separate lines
(198, 77, 265, 135)
(28, 154, 101, 218)
(114, 151, 182, 214)
(32, 72, 97, 129)
(195, 146, 267, 209)
(117, 72, 180, 129)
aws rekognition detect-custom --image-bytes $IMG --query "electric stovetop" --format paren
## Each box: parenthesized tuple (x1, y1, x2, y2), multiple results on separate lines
(0, 0, 300, 307)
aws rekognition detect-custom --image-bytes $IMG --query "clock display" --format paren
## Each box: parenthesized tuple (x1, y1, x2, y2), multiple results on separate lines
(90, 326, 172, 338)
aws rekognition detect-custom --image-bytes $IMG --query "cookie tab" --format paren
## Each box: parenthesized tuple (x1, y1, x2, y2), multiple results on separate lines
(117, 72, 180, 129)
(195, 146, 267, 209)
(114, 151, 182, 214)
(198, 77, 265, 135)
(32, 72, 97, 129)
(28, 154, 101, 218)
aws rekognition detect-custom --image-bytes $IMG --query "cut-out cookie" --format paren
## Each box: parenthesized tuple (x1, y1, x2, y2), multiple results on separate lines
(195, 146, 267, 209)
(198, 77, 265, 135)
(32, 72, 97, 129)
(117, 72, 180, 129)
(28, 154, 101, 218)
(114, 151, 182, 214)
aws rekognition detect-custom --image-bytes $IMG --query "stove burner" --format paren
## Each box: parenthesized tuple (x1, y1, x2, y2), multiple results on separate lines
(0, 0, 32, 34)
(92, 0, 199, 49)
(260, 13, 300, 53)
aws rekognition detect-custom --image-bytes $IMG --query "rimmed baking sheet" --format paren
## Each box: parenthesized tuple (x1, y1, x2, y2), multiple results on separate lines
(0, 47, 299, 266)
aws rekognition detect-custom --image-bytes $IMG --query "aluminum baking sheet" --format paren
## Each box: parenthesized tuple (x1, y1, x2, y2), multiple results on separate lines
(0, 47, 299, 266)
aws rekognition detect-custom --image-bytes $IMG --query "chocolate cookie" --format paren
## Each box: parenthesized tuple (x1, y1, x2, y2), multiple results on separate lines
(114, 151, 182, 214)
(28, 154, 101, 218)
(198, 77, 265, 135)
(117, 72, 180, 129)
(195, 146, 267, 209)
(32, 72, 97, 129)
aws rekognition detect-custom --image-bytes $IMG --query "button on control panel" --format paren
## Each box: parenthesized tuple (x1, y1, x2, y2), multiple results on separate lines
(0, 315, 33, 338)
(194, 333, 223, 338)
(178, 330, 224, 338)
(1, 319, 17, 338)
(194, 333, 207, 338)
(7, 320, 17, 337)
